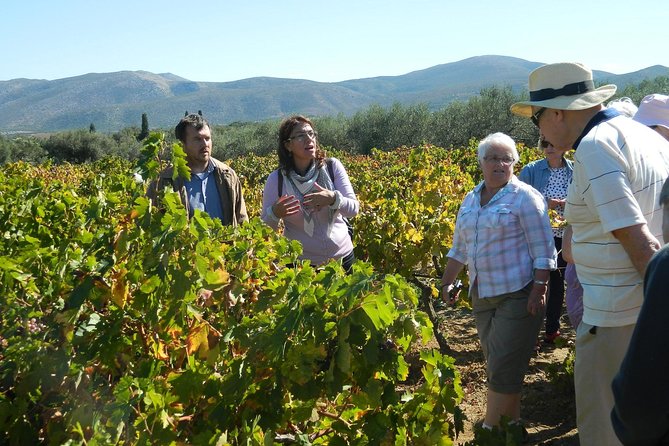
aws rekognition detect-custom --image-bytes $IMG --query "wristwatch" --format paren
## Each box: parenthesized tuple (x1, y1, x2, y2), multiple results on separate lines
(533, 279, 548, 285)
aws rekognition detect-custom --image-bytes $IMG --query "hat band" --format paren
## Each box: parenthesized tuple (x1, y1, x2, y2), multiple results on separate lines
(530, 80, 595, 102)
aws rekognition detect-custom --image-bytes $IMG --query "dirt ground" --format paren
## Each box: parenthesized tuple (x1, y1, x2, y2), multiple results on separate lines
(436, 306, 580, 445)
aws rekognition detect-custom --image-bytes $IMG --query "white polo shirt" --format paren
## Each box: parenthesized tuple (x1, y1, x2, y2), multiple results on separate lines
(565, 112, 669, 327)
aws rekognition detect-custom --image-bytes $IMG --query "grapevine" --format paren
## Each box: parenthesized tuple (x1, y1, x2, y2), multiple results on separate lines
(0, 137, 544, 444)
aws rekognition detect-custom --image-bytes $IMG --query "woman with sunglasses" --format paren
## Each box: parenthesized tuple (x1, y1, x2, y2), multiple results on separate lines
(519, 139, 573, 344)
(261, 115, 359, 272)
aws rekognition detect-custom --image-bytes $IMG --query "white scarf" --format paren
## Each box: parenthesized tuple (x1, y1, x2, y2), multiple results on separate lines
(284, 161, 336, 237)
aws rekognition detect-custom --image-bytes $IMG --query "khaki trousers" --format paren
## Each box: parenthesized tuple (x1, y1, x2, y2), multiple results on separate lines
(575, 322, 634, 446)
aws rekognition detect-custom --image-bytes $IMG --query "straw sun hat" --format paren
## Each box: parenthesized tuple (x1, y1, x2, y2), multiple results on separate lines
(511, 62, 617, 117)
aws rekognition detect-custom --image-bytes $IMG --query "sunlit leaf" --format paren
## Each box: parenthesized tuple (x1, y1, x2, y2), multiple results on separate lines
(205, 268, 230, 288)
(111, 268, 130, 309)
(187, 322, 209, 358)
(139, 275, 161, 293)
(172, 142, 191, 181)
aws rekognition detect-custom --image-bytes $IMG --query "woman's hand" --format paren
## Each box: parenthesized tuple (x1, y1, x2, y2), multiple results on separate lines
(272, 195, 301, 219)
(547, 198, 565, 210)
(303, 183, 335, 212)
(441, 259, 465, 306)
(527, 283, 547, 316)
(441, 283, 462, 306)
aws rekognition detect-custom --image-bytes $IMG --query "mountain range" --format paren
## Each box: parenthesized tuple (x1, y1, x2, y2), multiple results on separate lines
(1, 55, 667, 133)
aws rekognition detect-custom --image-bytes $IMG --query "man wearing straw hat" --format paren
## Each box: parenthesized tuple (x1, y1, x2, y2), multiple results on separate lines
(511, 62, 669, 445)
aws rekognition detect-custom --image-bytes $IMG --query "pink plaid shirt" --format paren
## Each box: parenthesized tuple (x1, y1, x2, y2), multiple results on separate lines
(448, 176, 556, 299)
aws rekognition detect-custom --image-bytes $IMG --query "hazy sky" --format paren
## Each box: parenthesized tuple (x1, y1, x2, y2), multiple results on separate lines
(2, 0, 667, 83)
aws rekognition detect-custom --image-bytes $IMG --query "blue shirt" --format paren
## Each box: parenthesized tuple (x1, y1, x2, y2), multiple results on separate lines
(518, 157, 573, 196)
(184, 161, 224, 222)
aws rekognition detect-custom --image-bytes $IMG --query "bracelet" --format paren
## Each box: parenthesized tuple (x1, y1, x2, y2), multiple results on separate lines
(533, 279, 548, 285)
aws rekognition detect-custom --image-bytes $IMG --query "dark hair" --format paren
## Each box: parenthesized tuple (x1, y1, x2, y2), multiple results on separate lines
(277, 115, 325, 173)
(175, 113, 210, 143)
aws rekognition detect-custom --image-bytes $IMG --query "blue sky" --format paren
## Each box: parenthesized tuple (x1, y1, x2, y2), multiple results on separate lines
(2, 0, 667, 83)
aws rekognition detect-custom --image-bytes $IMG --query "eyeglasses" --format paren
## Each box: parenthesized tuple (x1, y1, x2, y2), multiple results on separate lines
(483, 155, 515, 165)
(531, 107, 546, 127)
(287, 130, 317, 142)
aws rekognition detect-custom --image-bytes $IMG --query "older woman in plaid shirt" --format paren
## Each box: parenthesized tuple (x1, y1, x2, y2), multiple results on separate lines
(440, 132, 557, 437)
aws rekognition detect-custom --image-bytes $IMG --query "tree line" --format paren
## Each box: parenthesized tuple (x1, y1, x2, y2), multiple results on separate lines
(1, 76, 668, 164)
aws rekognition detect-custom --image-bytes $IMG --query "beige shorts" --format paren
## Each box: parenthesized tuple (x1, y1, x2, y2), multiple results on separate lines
(472, 283, 543, 394)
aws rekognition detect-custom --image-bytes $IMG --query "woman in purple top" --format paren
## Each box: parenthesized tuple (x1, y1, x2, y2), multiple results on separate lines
(261, 115, 359, 272)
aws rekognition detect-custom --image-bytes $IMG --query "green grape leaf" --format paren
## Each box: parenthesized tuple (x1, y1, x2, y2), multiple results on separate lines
(171, 142, 191, 181)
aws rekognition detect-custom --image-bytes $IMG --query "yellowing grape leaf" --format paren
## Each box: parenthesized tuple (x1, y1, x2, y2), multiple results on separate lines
(187, 323, 209, 358)
(152, 339, 170, 361)
(205, 268, 230, 288)
(406, 227, 423, 243)
(111, 268, 129, 309)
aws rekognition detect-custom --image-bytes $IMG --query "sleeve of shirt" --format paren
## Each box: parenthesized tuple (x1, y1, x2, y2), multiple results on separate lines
(446, 194, 472, 264)
(329, 158, 359, 218)
(579, 140, 646, 233)
(518, 163, 532, 186)
(518, 187, 557, 270)
(261, 170, 281, 229)
(518, 161, 547, 200)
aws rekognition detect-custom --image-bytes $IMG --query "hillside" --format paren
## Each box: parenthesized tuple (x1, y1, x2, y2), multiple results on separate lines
(1, 55, 667, 133)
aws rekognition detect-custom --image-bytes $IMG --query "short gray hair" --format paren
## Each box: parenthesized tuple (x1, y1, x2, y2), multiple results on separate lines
(477, 132, 519, 164)
(607, 97, 638, 118)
